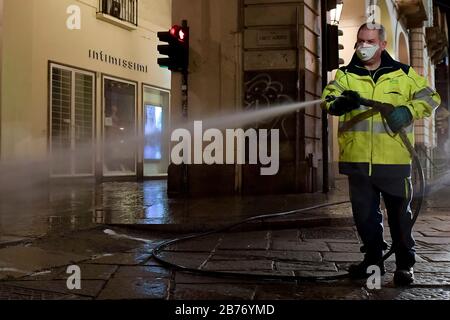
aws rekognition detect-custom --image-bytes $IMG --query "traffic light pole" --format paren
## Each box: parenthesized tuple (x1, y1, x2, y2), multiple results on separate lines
(181, 20, 189, 120)
(181, 20, 189, 195)
(181, 72, 188, 119)
(181, 70, 189, 195)
(158, 19, 190, 197)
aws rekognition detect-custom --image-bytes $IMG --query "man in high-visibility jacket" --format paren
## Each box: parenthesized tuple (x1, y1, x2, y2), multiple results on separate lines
(322, 23, 441, 286)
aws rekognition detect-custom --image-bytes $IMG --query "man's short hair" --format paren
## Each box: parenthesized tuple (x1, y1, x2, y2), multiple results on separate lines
(357, 23, 386, 41)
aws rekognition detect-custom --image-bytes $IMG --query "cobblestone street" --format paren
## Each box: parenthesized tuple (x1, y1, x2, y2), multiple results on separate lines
(1, 180, 450, 300)
(2, 0, 450, 313)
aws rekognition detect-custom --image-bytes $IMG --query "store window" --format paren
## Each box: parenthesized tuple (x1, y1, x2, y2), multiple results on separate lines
(103, 77, 137, 176)
(50, 64, 95, 177)
(143, 85, 170, 177)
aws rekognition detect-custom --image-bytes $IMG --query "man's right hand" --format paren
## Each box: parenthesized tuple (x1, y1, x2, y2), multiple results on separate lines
(329, 90, 361, 116)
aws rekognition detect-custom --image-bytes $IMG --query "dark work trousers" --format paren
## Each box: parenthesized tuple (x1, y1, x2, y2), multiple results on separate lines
(348, 174, 416, 269)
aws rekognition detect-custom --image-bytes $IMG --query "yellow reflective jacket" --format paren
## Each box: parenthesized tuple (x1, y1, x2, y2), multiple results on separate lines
(322, 51, 441, 177)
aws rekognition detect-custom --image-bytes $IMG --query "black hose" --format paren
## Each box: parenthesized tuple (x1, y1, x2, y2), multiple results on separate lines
(153, 163, 423, 281)
(152, 201, 353, 281)
(378, 132, 425, 263)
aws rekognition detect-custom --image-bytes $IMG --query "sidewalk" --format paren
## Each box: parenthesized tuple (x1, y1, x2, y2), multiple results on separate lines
(95, 179, 354, 233)
(1, 179, 450, 299)
(1, 210, 450, 300)
(0, 178, 353, 239)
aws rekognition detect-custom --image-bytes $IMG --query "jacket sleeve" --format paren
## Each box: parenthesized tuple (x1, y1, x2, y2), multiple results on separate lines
(321, 69, 348, 114)
(404, 67, 441, 120)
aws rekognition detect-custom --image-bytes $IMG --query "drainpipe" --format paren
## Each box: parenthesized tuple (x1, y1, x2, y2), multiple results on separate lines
(321, 0, 329, 193)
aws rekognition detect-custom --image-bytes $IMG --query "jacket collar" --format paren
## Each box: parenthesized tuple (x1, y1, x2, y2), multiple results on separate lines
(342, 50, 410, 82)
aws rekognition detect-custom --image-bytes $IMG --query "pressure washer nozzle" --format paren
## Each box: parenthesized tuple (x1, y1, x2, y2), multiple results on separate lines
(325, 95, 337, 103)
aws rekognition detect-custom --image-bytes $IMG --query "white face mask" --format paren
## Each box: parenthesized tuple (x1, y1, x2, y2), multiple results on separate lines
(356, 43, 380, 61)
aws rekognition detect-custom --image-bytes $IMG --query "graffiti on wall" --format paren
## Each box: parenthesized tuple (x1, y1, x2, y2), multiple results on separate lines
(244, 71, 297, 139)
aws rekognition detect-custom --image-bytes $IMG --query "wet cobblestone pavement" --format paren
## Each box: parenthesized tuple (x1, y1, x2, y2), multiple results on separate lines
(1, 214, 450, 300)
(0, 179, 351, 238)
(1, 179, 450, 300)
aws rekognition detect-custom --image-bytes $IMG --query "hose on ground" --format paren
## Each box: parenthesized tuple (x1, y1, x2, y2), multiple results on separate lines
(153, 155, 423, 282)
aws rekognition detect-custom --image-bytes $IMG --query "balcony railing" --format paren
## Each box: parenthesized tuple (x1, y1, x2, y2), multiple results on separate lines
(98, 0, 138, 26)
(395, 0, 428, 28)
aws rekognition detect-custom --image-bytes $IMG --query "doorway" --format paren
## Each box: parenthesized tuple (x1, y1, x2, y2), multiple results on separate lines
(143, 85, 170, 177)
(102, 76, 137, 177)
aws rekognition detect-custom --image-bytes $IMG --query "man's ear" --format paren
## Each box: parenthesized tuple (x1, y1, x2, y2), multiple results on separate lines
(380, 41, 387, 50)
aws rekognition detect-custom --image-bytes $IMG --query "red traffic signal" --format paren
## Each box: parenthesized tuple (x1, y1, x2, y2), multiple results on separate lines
(169, 25, 188, 42)
(157, 22, 189, 72)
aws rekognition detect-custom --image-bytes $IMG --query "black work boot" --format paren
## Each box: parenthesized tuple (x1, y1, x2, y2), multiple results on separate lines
(394, 268, 414, 286)
(348, 258, 386, 279)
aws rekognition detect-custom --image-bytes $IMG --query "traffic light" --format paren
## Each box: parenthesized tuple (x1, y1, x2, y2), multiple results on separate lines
(157, 22, 189, 72)
(326, 24, 345, 71)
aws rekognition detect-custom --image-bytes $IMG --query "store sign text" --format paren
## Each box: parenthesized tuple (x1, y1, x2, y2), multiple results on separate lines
(89, 49, 148, 73)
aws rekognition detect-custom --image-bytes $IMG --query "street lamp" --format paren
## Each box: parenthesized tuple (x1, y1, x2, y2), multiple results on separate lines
(330, 0, 343, 26)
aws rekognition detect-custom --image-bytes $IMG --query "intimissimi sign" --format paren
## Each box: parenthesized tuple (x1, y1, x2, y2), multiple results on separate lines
(89, 49, 148, 73)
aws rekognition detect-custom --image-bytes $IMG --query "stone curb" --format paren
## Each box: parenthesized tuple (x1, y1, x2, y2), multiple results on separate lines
(105, 216, 355, 233)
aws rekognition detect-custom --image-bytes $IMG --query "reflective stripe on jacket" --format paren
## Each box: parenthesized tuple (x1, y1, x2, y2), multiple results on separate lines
(321, 51, 441, 177)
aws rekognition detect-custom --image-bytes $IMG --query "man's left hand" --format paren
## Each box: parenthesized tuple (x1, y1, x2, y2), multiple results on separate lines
(386, 106, 413, 133)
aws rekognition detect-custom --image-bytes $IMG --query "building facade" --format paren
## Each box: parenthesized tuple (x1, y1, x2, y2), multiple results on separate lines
(170, 0, 326, 196)
(1, 0, 447, 195)
(0, 0, 172, 180)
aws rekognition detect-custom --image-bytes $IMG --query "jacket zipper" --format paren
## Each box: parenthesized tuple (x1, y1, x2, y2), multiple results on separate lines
(370, 72, 397, 176)
(354, 66, 394, 176)
(370, 83, 375, 177)
(350, 66, 398, 176)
